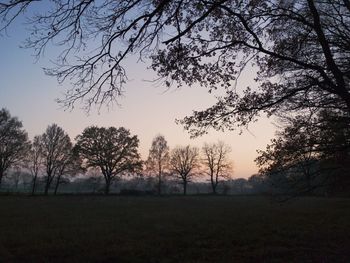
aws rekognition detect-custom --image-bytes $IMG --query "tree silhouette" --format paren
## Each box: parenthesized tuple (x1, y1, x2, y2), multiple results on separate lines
(255, 117, 319, 196)
(1, 1, 349, 197)
(202, 141, 233, 194)
(0, 108, 30, 188)
(27, 135, 44, 195)
(75, 126, 142, 195)
(53, 146, 82, 195)
(146, 135, 170, 195)
(40, 124, 72, 195)
(1, 0, 349, 129)
(170, 145, 199, 195)
(255, 110, 350, 196)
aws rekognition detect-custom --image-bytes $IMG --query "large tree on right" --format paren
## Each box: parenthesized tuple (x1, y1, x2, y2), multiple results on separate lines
(256, 110, 350, 197)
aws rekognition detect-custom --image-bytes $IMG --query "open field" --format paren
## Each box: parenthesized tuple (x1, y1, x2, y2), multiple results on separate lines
(0, 195, 349, 262)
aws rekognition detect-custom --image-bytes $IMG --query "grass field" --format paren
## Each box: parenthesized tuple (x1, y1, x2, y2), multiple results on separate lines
(0, 195, 349, 262)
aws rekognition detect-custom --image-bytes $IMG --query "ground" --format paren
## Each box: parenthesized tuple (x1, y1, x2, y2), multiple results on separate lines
(0, 195, 349, 262)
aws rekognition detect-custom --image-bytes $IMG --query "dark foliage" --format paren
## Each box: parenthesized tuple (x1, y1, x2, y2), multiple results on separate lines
(1, 1, 349, 130)
(75, 126, 142, 194)
(0, 108, 30, 188)
(256, 109, 350, 197)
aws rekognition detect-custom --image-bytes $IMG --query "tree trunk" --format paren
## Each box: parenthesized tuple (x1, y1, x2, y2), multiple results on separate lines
(212, 184, 217, 195)
(210, 176, 217, 195)
(183, 180, 187, 195)
(44, 175, 51, 195)
(105, 177, 111, 195)
(158, 171, 162, 195)
(54, 174, 61, 195)
(31, 174, 37, 195)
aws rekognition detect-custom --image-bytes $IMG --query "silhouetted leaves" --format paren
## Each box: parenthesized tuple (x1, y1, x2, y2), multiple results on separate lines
(256, 109, 350, 197)
(75, 126, 142, 194)
(1, 1, 349, 126)
(0, 108, 30, 188)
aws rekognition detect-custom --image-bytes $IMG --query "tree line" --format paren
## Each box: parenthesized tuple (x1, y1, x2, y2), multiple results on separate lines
(0, 108, 233, 195)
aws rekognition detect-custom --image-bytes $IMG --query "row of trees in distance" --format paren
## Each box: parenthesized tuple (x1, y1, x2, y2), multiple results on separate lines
(0, 108, 233, 195)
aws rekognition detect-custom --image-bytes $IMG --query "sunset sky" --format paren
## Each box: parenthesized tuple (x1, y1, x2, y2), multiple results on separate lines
(0, 18, 276, 179)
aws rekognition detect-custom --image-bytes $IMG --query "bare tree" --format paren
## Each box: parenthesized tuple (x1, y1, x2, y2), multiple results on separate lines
(53, 147, 82, 195)
(40, 124, 72, 195)
(27, 135, 43, 195)
(202, 141, 233, 194)
(75, 126, 142, 195)
(0, 108, 30, 188)
(146, 135, 170, 195)
(170, 145, 199, 195)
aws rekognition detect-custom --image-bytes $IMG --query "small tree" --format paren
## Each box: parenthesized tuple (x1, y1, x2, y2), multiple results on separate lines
(0, 108, 30, 188)
(146, 135, 170, 195)
(26, 135, 43, 195)
(53, 147, 82, 195)
(170, 145, 199, 195)
(202, 141, 233, 194)
(75, 126, 142, 195)
(40, 124, 72, 195)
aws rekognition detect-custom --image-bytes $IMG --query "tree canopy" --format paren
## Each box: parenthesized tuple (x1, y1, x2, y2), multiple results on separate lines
(255, 109, 350, 196)
(146, 135, 170, 195)
(202, 141, 232, 194)
(75, 126, 142, 194)
(170, 145, 199, 195)
(1, 0, 349, 136)
(27, 135, 43, 195)
(0, 108, 30, 187)
(40, 124, 73, 195)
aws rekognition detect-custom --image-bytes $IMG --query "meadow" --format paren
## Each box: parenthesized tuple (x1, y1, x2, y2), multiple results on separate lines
(0, 195, 349, 262)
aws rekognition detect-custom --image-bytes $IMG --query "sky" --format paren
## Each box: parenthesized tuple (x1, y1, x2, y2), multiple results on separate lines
(0, 15, 277, 179)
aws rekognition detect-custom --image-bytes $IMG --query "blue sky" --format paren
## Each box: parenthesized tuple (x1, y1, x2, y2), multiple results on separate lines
(0, 14, 276, 178)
